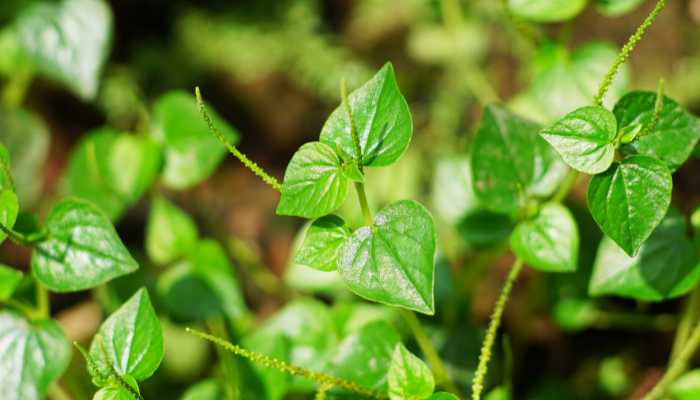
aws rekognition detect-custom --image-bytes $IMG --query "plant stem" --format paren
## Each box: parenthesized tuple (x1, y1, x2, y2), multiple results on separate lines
(671, 287, 699, 361)
(355, 182, 373, 226)
(195, 87, 282, 192)
(552, 170, 580, 203)
(0, 221, 44, 246)
(47, 383, 72, 400)
(36, 283, 49, 318)
(643, 320, 700, 400)
(400, 309, 461, 396)
(593, 0, 666, 105)
(471, 258, 524, 400)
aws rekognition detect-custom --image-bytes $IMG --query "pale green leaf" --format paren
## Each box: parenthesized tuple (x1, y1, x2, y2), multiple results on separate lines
(294, 215, 350, 271)
(388, 343, 435, 400)
(145, 196, 198, 266)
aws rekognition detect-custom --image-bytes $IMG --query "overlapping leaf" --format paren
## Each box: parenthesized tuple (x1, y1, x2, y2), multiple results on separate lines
(388, 344, 435, 400)
(294, 215, 350, 271)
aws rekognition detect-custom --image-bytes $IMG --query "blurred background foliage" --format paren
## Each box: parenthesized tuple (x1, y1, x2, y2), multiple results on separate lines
(1, 0, 700, 399)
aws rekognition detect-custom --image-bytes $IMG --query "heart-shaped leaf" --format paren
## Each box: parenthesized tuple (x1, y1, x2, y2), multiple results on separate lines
(614, 91, 700, 171)
(277, 142, 348, 219)
(89, 288, 163, 383)
(338, 200, 436, 314)
(0, 264, 23, 301)
(294, 215, 350, 271)
(508, 0, 587, 22)
(0, 189, 19, 245)
(320, 62, 412, 167)
(589, 208, 699, 301)
(32, 198, 138, 292)
(587, 155, 672, 256)
(145, 196, 198, 266)
(388, 343, 435, 400)
(0, 311, 71, 400)
(540, 106, 618, 174)
(511, 203, 579, 272)
(15, 0, 113, 100)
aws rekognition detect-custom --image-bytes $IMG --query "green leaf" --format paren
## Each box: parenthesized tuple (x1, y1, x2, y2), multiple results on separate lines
(508, 0, 586, 22)
(241, 331, 290, 400)
(485, 386, 511, 400)
(0, 264, 23, 301)
(511, 203, 579, 272)
(15, 0, 112, 100)
(458, 210, 514, 249)
(587, 155, 672, 256)
(596, 0, 645, 17)
(89, 288, 163, 383)
(93, 375, 140, 400)
(388, 343, 435, 400)
(0, 311, 71, 400)
(614, 91, 700, 171)
(589, 208, 699, 301)
(431, 155, 478, 225)
(0, 189, 19, 244)
(327, 321, 401, 392)
(32, 198, 138, 292)
(276, 142, 348, 219)
(145, 196, 198, 266)
(338, 200, 436, 314)
(552, 298, 597, 332)
(471, 105, 565, 214)
(671, 370, 700, 400)
(182, 379, 225, 400)
(108, 134, 162, 204)
(540, 106, 617, 174)
(428, 393, 460, 400)
(294, 215, 350, 271)
(152, 90, 239, 189)
(0, 107, 50, 205)
(320, 62, 412, 167)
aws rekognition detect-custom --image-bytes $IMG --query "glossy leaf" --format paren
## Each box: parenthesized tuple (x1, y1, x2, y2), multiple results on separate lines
(277, 142, 348, 219)
(32, 198, 138, 292)
(589, 208, 699, 301)
(93, 376, 139, 400)
(388, 343, 435, 400)
(508, 0, 586, 22)
(338, 200, 436, 314)
(0, 189, 19, 245)
(152, 90, 239, 189)
(587, 155, 672, 256)
(294, 215, 349, 271)
(614, 91, 700, 171)
(15, 0, 112, 100)
(320, 62, 412, 167)
(540, 106, 617, 174)
(89, 288, 163, 383)
(0, 311, 71, 400)
(0, 264, 23, 301)
(145, 196, 198, 266)
(511, 203, 579, 272)
(596, 0, 645, 17)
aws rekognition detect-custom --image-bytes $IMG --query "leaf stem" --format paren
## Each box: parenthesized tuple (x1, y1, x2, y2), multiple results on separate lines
(47, 383, 72, 400)
(36, 283, 49, 318)
(186, 327, 387, 399)
(552, 170, 580, 203)
(195, 87, 282, 192)
(400, 309, 461, 396)
(355, 182, 373, 226)
(593, 0, 666, 105)
(0, 221, 44, 246)
(471, 258, 524, 400)
(671, 287, 700, 361)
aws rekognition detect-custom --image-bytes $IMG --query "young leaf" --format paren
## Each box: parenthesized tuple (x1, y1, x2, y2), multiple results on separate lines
(0, 264, 23, 301)
(587, 155, 672, 256)
(89, 288, 163, 383)
(388, 343, 435, 400)
(589, 208, 699, 301)
(15, 0, 113, 100)
(152, 90, 239, 189)
(510, 203, 579, 272)
(0, 189, 19, 244)
(508, 0, 586, 22)
(276, 142, 349, 219)
(0, 311, 71, 400)
(320, 62, 412, 167)
(294, 215, 350, 271)
(182, 379, 225, 400)
(614, 91, 700, 171)
(540, 106, 617, 174)
(93, 375, 140, 400)
(338, 200, 436, 314)
(32, 198, 139, 292)
(145, 196, 198, 266)
(428, 393, 460, 400)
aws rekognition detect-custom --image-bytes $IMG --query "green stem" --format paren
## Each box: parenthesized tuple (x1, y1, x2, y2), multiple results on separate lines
(355, 182, 373, 226)
(643, 320, 700, 400)
(552, 170, 580, 203)
(0, 221, 44, 246)
(400, 310, 461, 396)
(593, 0, 666, 105)
(36, 283, 49, 318)
(47, 383, 72, 400)
(471, 258, 524, 400)
(3, 298, 37, 319)
(195, 87, 282, 192)
(671, 288, 700, 361)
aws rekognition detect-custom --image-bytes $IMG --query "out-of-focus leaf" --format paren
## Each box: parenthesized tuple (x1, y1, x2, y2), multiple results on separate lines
(0, 264, 23, 300)
(181, 379, 225, 400)
(596, 0, 645, 17)
(0, 189, 19, 245)
(146, 196, 198, 266)
(294, 215, 349, 271)
(387, 343, 435, 400)
(671, 370, 700, 400)
(508, 0, 586, 22)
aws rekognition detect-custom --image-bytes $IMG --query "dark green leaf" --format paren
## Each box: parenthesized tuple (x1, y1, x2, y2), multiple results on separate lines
(145, 196, 198, 266)
(277, 142, 348, 219)
(388, 343, 435, 400)
(15, 0, 112, 100)
(89, 288, 163, 382)
(0, 189, 19, 244)
(614, 91, 700, 171)
(32, 198, 138, 292)
(596, 0, 645, 17)
(511, 203, 579, 272)
(540, 106, 617, 174)
(589, 208, 699, 301)
(294, 215, 350, 271)
(0, 264, 23, 301)
(338, 200, 436, 314)
(0, 311, 71, 400)
(587, 155, 672, 256)
(320, 63, 412, 167)
(152, 90, 239, 189)
(507, 0, 586, 22)
(458, 210, 513, 249)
